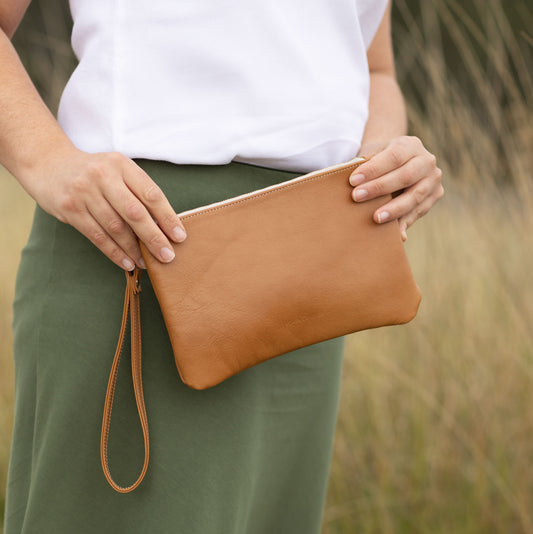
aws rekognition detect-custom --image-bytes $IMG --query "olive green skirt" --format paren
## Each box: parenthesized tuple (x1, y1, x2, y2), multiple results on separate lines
(4, 160, 345, 534)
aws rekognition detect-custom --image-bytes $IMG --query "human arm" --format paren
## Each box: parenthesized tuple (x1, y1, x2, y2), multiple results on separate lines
(0, 1, 187, 270)
(350, 0, 444, 240)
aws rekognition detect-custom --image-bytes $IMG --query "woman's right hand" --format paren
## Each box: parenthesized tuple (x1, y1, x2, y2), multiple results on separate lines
(28, 147, 187, 271)
(1, 16, 185, 269)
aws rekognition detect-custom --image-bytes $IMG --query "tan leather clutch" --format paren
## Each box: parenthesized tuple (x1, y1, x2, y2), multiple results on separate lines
(101, 157, 421, 492)
(141, 157, 421, 388)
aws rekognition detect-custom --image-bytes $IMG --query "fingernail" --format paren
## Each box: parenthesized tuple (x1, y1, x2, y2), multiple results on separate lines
(402, 230, 408, 241)
(172, 225, 187, 242)
(353, 189, 368, 201)
(122, 258, 135, 271)
(349, 173, 365, 186)
(160, 246, 175, 262)
(377, 211, 390, 223)
(138, 257, 147, 269)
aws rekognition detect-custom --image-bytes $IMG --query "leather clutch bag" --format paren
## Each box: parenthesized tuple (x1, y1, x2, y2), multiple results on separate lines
(101, 157, 421, 492)
(141, 156, 421, 388)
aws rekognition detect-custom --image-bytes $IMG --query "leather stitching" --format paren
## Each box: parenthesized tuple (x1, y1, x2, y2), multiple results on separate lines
(180, 163, 361, 221)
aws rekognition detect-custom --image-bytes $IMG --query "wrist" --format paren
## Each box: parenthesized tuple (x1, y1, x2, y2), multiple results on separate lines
(14, 135, 79, 184)
(13, 137, 83, 201)
(357, 140, 390, 158)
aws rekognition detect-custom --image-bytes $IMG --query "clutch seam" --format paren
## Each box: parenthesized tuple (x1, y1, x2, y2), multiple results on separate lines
(180, 163, 361, 221)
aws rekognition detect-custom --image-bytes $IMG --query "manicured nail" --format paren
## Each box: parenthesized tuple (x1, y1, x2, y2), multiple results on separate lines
(353, 189, 368, 201)
(138, 257, 147, 269)
(122, 258, 135, 271)
(160, 247, 175, 262)
(349, 173, 365, 186)
(377, 211, 390, 223)
(172, 225, 187, 242)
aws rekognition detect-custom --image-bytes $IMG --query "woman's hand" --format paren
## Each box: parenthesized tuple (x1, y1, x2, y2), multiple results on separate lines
(0, 26, 185, 270)
(350, 136, 444, 240)
(28, 147, 187, 270)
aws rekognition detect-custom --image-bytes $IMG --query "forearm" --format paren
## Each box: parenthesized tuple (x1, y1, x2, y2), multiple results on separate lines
(349, 0, 443, 237)
(0, 29, 76, 190)
(358, 72, 408, 157)
(0, 28, 187, 270)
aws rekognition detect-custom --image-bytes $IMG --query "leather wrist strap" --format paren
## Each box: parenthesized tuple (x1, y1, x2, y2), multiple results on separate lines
(100, 267, 149, 493)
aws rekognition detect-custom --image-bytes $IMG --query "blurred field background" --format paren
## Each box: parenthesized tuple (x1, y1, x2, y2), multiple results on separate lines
(1, 0, 532, 532)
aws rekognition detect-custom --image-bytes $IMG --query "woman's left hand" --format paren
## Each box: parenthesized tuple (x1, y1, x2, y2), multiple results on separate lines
(349, 136, 444, 241)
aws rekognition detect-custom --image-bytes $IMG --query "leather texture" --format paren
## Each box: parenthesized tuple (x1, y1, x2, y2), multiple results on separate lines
(141, 159, 421, 390)
(101, 158, 421, 493)
(100, 268, 149, 493)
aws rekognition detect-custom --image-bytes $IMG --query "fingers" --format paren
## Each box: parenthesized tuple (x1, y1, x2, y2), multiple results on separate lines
(350, 137, 432, 199)
(86, 199, 144, 268)
(369, 170, 443, 225)
(397, 196, 438, 242)
(351, 137, 421, 186)
(398, 182, 445, 233)
(88, 153, 188, 264)
(351, 154, 433, 203)
(103, 182, 179, 264)
(50, 150, 188, 270)
(70, 211, 139, 271)
(122, 159, 187, 243)
(348, 136, 444, 235)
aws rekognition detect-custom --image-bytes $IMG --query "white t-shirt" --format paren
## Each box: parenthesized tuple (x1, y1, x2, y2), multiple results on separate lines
(58, 0, 388, 172)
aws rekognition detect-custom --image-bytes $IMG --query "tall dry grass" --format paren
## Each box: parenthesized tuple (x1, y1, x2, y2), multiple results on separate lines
(0, 177, 34, 531)
(324, 186, 533, 533)
(1, 0, 532, 532)
(323, 0, 533, 532)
